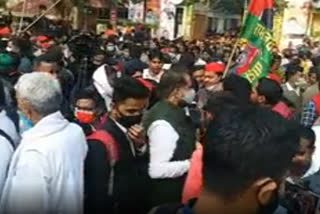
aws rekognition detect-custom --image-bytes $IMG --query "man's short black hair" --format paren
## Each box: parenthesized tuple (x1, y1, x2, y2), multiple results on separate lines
(177, 53, 195, 69)
(257, 78, 283, 105)
(191, 65, 205, 73)
(223, 74, 251, 105)
(285, 64, 303, 81)
(205, 91, 241, 116)
(157, 65, 189, 99)
(73, 87, 99, 107)
(129, 45, 143, 59)
(299, 126, 316, 144)
(203, 105, 299, 199)
(112, 76, 150, 103)
(149, 50, 163, 62)
(309, 66, 320, 80)
(34, 49, 63, 65)
(11, 37, 32, 54)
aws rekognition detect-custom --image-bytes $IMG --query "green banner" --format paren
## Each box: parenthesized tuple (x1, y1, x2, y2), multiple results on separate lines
(238, 14, 274, 85)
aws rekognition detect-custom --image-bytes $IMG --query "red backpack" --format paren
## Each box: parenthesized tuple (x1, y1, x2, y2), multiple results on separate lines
(272, 101, 294, 120)
(87, 130, 120, 196)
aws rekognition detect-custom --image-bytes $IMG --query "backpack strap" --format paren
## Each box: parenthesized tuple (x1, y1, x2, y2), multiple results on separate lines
(87, 130, 119, 196)
(312, 94, 320, 116)
(0, 129, 15, 150)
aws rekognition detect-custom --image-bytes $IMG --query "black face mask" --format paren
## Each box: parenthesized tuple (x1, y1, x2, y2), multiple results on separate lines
(118, 114, 143, 129)
(256, 191, 279, 214)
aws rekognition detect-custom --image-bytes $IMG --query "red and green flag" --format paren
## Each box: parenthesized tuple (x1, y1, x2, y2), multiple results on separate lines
(235, 0, 274, 85)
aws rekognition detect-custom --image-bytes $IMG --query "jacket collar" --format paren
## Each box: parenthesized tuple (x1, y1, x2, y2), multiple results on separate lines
(286, 82, 300, 96)
(104, 116, 136, 158)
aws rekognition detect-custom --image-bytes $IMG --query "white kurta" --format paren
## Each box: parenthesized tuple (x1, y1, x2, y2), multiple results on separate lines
(0, 110, 20, 146)
(0, 136, 13, 201)
(0, 110, 19, 199)
(148, 120, 190, 179)
(0, 112, 88, 214)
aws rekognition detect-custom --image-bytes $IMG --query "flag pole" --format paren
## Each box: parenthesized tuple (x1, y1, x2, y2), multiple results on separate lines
(223, 39, 239, 78)
(18, 0, 28, 35)
(223, 0, 248, 78)
(21, 0, 62, 33)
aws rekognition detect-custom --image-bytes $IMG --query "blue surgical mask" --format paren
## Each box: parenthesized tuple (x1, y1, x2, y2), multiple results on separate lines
(18, 111, 34, 134)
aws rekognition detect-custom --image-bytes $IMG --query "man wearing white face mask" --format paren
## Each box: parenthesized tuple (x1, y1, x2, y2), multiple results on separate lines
(105, 41, 117, 57)
(1, 73, 87, 214)
(143, 66, 196, 208)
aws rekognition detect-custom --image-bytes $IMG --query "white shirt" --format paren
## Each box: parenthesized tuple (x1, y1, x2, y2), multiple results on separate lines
(0, 110, 19, 147)
(0, 110, 19, 199)
(286, 82, 300, 96)
(148, 120, 190, 179)
(0, 136, 13, 201)
(143, 69, 164, 83)
(0, 112, 88, 214)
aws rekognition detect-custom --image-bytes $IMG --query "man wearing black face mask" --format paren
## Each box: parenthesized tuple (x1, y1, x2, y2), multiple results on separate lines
(84, 76, 150, 214)
(150, 104, 300, 214)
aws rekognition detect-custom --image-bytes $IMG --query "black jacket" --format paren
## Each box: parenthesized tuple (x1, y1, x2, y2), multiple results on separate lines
(84, 117, 150, 214)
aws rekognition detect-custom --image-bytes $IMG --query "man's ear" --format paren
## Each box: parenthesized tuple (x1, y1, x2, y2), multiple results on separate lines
(110, 102, 118, 117)
(254, 178, 278, 206)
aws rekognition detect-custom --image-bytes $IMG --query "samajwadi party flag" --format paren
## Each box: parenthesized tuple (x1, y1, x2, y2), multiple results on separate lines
(235, 0, 274, 85)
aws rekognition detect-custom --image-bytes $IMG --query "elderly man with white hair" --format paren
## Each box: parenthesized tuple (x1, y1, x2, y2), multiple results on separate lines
(0, 73, 88, 214)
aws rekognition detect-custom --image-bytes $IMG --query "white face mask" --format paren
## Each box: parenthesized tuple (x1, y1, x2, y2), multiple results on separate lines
(34, 49, 43, 57)
(107, 45, 115, 52)
(6, 46, 12, 52)
(183, 88, 196, 105)
(141, 54, 149, 63)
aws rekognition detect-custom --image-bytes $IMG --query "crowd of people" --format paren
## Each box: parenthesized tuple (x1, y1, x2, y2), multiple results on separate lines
(0, 21, 320, 214)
